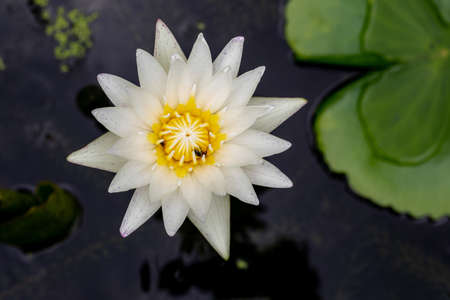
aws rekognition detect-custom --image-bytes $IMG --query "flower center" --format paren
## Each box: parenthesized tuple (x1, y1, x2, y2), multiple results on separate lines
(148, 97, 226, 178)
(162, 113, 209, 162)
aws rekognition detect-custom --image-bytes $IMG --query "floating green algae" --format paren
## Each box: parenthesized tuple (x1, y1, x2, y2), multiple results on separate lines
(33, 0, 49, 7)
(196, 22, 206, 31)
(46, 7, 98, 72)
(32, 0, 51, 21)
(30, 0, 98, 72)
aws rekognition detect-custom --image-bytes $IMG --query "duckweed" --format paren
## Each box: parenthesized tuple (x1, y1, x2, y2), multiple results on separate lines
(33, 0, 49, 7)
(32, 0, 98, 72)
(45, 7, 98, 71)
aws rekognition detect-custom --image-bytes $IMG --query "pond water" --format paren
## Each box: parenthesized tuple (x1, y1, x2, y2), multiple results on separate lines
(1, 0, 450, 299)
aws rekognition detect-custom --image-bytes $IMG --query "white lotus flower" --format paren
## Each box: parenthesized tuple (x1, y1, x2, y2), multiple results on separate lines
(67, 20, 306, 259)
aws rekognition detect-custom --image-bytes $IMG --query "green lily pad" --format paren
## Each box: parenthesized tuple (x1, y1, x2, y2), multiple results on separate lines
(0, 182, 81, 252)
(433, 0, 450, 25)
(0, 189, 40, 221)
(286, 0, 450, 218)
(363, 0, 448, 62)
(359, 59, 450, 165)
(285, 0, 388, 66)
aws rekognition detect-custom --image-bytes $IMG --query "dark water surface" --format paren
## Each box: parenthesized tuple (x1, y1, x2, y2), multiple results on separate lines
(1, 0, 450, 299)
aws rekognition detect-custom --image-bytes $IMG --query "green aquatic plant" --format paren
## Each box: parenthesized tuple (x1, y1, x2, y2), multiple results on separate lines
(0, 57, 5, 71)
(46, 7, 98, 72)
(30, 0, 98, 72)
(196, 22, 206, 31)
(0, 182, 81, 252)
(33, 0, 48, 7)
(32, 0, 50, 21)
(286, 0, 450, 218)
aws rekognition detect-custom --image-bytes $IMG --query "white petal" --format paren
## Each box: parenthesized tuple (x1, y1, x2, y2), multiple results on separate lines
(108, 161, 154, 193)
(188, 33, 213, 87)
(214, 143, 262, 167)
(108, 133, 156, 163)
(136, 48, 167, 98)
(67, 133, 125, 172)
(97, 73, 137, 107)
(220, 105, 273, 140)
(162, 190, 189, 236)
(165, 55, 186, 107)
(196, 67, 233, 112)
(227, 66, 265, 108)
(177, 60, 195, 104)
(180, 175, 211, 221)
(213, 36, 244, 78)
(154, 19, 186, 71)
(120, 186, 161, 237)
(188, 194, 230, 260)
(243, 160, 293, 188)
(92, 107, 145, 137)
(127, 86, 163, 127)
(222, 167, 259, 205)
(230, 129, 291, 157)
(193, 165, 226, 196)
(249, 97, 307, 132)
(148, 166, 178, 203)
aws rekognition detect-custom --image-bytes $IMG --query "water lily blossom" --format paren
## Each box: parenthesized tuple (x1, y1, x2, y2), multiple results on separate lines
(67, 20, 306, 259)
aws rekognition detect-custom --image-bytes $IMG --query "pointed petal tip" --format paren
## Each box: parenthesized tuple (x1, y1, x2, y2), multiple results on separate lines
(66, 150, 86, 165)
(219, 250, 230, 261)
(285, 140, 293, 150)
(233, 36, 245, 42)
(66, 152, 76, 163)
(165, 226, 180, 237)
(91, 108, 100, 117)
(283, 174, 294, 188)
(286, 98, 307, 115)
(165, 229, 176, 237)
(97, 73, 106, 83)
(156, 18, 165, 28)
(120, 223, 131, 237)
(281, 176, 294, 188)
(250, 199, 260, 206)
(295, 97, 308, 107)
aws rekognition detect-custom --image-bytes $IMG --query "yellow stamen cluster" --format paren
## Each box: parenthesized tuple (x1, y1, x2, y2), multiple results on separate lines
(148, 97, 226, 178)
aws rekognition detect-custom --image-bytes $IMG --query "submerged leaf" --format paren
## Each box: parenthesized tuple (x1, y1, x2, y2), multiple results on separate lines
(0, 182, 81, 252)
(0, 189, 39, 221)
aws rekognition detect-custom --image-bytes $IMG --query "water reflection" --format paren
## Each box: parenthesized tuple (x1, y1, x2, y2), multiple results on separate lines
(159, 200, 321, 299)
(76, 85, 111, 131)
(139, 259, 151, 293)
(73, 83, 322, 298)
